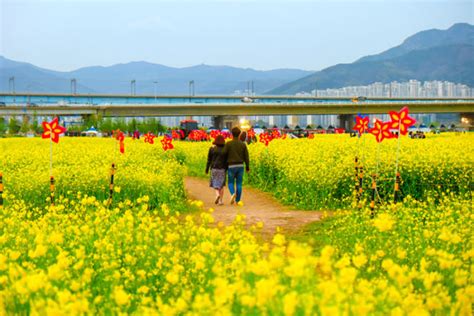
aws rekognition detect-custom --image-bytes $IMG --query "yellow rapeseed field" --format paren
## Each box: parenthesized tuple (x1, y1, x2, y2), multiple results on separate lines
(0, 134, 472, 314)
(178, 133, 473, 209)
(0, 138, 185, 210)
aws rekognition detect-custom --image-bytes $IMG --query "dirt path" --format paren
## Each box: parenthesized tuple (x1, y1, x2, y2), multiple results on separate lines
(185, 177, 324, 237)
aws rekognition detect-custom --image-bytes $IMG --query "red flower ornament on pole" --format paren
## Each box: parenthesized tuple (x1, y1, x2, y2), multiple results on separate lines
(389, 107, 416, 203)
(161, 136, 174, 151)
(42, 117, 66, 205)
(369, 119, 393, 143)
(388, 106, 416, 136)
(353, 115, 370, 135)
(113, 130, 125, 154)
(144, 133, 156, 144)
(42, 117, 66, 143)
(271, 130, 281, 139)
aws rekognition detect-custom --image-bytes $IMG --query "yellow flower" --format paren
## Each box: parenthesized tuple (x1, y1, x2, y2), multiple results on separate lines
(28, 244, 48, 259)
(283, 291, 298, 316)
(0, 254, 7, 271)
(200, 241, 213, 254)
(373, 213, 396, 232)
(113, 286, 130, 306)
(166, 271, 179, 285)
(352, 254, 368, 268)
(26, 273, 45, 292)
(397, 248, 407, 260)
(240, 295, 256, 307)
(137, 285, 150, 294)
(272, 233, 286, 246)
(48, 264, 64, 281)
(9, 251, 21, 261)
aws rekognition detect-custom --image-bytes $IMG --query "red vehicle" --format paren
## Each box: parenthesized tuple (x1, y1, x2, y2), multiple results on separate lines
(179, 119, 199, 138)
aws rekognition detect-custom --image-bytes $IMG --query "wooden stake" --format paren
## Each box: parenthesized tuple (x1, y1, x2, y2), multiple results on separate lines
(0, 173, 4, 208)
(50, 176, 55, 206)
(358, 165, 364, 208)
(394, 172, 401, 203)
(370, 174, 377, 218)
(107, 163, 116, 206)
(354, 156, 359, 199)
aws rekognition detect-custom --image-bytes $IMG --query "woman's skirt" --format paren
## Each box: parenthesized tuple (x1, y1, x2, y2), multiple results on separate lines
(210, 168, 226, 189)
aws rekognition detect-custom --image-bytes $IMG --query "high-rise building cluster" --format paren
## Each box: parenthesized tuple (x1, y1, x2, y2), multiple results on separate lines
(299, 80, 473, 98)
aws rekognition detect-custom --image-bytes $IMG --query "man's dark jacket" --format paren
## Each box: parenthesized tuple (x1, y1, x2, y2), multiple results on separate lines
(223, 139, 250, 171)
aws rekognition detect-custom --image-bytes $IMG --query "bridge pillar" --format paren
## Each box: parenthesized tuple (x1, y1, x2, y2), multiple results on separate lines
(460, 113, 474, 131)
(226, 116, 240, 129)
(212, 116, 224, 129)
(287, 115, 299, 128)
(268, 116, 274, 127)
(212, 116, 240, 130)
(338, 114, 355, 131)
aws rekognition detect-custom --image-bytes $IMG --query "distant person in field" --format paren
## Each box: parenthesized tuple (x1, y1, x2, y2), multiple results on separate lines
(224, 127, 250, 205)
(205, 134, 227, 205)
(239, 131, 247, 143)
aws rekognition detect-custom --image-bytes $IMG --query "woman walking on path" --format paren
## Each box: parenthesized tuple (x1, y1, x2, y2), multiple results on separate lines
(205, 135, 227, 205)
(224, 127, 250, 205)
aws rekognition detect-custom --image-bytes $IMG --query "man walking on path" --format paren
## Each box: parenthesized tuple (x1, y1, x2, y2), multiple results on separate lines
(224, 127, 250, 205)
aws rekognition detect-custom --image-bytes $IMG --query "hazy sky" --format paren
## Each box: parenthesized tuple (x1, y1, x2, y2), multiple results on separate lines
(1, 0, 473, 71)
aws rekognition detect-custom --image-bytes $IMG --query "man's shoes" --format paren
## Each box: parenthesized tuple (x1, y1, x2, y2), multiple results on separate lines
(230, 194, 236, 205)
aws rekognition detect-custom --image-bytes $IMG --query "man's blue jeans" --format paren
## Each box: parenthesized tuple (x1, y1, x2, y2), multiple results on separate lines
(228, 167, 244, 202)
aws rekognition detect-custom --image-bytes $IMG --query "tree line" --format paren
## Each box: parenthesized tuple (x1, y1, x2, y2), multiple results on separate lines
(0, 115, 168, 136)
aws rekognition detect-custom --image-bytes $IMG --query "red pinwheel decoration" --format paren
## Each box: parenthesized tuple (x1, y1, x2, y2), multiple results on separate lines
(144, 132, 156, 144)
(369, 119, 393, 143)
(42, 117, 66, 143)
(308, 133, 314, 139)
(188, 130, 198, 141)
(389, 106, 416, 136)
(171, 130, 181, 140)
(353, 115, 370, 135)
(247, 129, 256, 139)
(271, 130, 281, 139)
(221, 131, 231, 139)
(259, 132, 272, 146)
(161, 136, 174, 151)
(188, 130, 208, 141)
(202, 130, 210, 141)
(281, 134, 287, 140)
(113, 130, 125, 154)
(210, 130, 221, 140)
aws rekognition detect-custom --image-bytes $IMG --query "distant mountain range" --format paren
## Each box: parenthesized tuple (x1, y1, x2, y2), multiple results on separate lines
(0, 57, 312, 95)
(269, 23, 474, 94)
(1, 23, 473, 96)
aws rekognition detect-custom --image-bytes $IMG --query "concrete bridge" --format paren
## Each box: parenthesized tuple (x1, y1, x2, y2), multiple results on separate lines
(1, 93, 473, 129)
